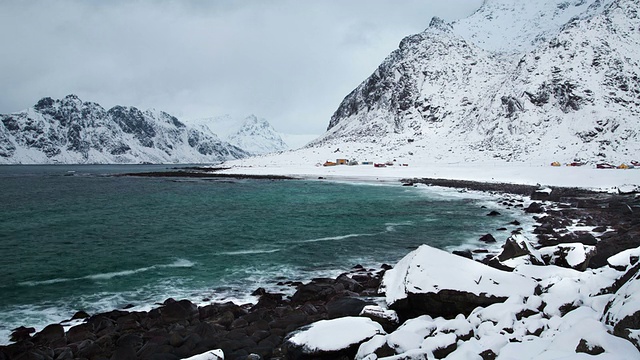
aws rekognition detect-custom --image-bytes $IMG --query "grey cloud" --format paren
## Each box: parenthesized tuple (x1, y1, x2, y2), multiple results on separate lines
(0, 0, 482, 135)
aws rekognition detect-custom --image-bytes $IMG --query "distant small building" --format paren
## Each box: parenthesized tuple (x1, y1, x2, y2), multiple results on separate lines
(323, 161, 337, 167)
(336, 159, 348, 165)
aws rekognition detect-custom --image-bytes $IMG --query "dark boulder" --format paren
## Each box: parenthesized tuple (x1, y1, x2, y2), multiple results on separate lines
(479, 234, 496, 243)
(558, 231, 598, 246)
(525, 202, 545, 213)
(9, 326, 35, 342)
(497, 236, 542, 265)
(326, 297, 372, 319)
(32, 324, 65, 346)
(290, 282, 337, 304)
(161, 299, 199, 324)
(575, 339, 605, 355)
(531, 188, 552, 201)
(66, 323, 96, 344)
(453, 250, 473, 259)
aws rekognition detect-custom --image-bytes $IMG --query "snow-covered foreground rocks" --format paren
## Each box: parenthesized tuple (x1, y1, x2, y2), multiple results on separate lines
(352, 245, 640, 359)
(603, 262, 640, 350)
(380, 245, 538, 320)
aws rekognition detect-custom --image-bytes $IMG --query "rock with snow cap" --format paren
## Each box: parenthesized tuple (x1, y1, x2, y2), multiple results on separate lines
(618, 184, 639, 195)
(539, 243, 596, 271)
(284, 317, 385, 359)
(603, 262, 640, 350)
(381, 245, 538, 320)
(531, 187, 553, 201)
(359, 305, 400, 332)
(181, 349, 224, 360)
(494, 234, 545, 269)
(607, 246, 640, 271)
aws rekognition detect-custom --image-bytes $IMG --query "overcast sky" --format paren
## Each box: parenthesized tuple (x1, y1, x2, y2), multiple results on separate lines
(0, 0, 482, 135)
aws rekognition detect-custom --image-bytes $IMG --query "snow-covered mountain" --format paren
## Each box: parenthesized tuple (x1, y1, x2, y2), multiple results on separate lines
(228, 115, 289, 155)
(0, 95, 248, 164)
(185, 115, 300, 155)
(310, 0, 640, 164)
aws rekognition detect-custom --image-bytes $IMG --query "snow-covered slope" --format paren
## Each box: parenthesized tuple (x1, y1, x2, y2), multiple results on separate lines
(452, 0, 613, 54)
(185, 115, 293, 155)
(309, 0, 640, 164)
(228, 115, 289, 155)
(0, 95, 248, 164)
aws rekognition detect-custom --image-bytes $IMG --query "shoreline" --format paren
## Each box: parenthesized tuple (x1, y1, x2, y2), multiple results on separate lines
(2, 171, 640, 359)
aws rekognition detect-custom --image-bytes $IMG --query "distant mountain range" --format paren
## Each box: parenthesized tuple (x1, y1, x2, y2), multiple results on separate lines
(309, 0, 640, 164)
(184, 115, 307, 156)
(0, 95, 301, 164)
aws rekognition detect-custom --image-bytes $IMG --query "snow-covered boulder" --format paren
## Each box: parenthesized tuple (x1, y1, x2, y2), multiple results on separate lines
(493, 234, 544, 269)
(539, 243, 596, 271)
(498, 307, 640, 359)
(181, 349, 224, 360)
(603, 263, 640, 350)
(356, 314, 473, 360)
(284, 317, 385, 359)
(381, 245, 538, 319)
(531, 187, 553, 201)
(618, 184, 639, 195)
(607, 247, 640, 271)
(359, 305, 400, 332)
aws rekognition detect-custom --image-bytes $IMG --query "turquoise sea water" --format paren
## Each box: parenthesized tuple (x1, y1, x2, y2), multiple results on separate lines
(0, 165, 518, 343)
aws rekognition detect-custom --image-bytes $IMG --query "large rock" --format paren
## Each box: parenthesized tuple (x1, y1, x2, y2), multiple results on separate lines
(602, 263, 640, 350)
(539, 243, 596, 271)
(284, 317, 385, 359)
(380, 245, 537, 320)
(161, 299, 200, 324)
(495, 234, 545, 268)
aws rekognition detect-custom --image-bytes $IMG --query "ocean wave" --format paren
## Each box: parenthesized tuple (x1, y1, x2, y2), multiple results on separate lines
(216, 249, 282, 256)
(385, 221, 414, 232)
(294, 233, 378, 244)
(18, 258, 195, 286)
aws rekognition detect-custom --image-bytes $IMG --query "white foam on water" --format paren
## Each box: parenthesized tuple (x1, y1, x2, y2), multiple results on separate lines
(216, 249, 282, 256)
(385, 221, 414, 232)
(293, 233, 379, 244)
(18, 258, 195, 286)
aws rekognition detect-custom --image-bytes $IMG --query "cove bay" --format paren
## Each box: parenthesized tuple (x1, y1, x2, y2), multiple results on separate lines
(0, 165, 525, 344)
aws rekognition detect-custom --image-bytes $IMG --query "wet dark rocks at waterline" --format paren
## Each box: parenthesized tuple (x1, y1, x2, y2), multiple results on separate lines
(1, 265, 387, 360)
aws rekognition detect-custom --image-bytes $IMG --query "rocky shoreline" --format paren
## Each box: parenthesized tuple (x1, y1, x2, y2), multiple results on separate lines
(118, 168, 297, 181)
(2, 179, 639, 359)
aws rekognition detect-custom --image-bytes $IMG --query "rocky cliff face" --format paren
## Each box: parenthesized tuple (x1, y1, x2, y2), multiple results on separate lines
(312, 0, 640, 164)
(0, 95, 248, 164)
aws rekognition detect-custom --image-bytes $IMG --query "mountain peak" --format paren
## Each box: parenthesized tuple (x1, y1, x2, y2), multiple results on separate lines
(427, 17, 453, 32)
(311, 0, 640, 164)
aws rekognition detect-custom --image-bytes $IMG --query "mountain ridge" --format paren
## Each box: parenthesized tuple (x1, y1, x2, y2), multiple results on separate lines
(0, 95, 248, 164)
(310, 0, 639, 164)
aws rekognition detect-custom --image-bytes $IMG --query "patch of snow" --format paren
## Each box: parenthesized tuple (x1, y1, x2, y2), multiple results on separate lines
(181, 349, 224, 360)
(287, 317, 385, 353)
(607, 246, 640, 269)
(381, 245, 537, 306)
